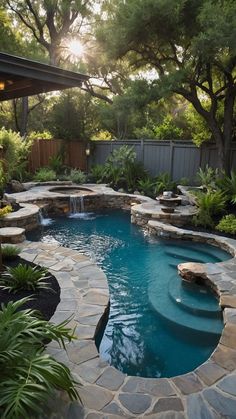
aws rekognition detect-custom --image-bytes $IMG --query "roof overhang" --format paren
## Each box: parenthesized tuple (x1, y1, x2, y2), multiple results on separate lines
(0, 52, 89, 101)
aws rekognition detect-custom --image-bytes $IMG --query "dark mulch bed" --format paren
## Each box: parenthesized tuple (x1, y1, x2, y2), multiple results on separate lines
(0, 256, 60, 320)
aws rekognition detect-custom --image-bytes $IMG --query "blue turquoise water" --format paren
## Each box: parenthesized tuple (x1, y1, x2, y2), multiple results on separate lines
(28, 210, 230, 378)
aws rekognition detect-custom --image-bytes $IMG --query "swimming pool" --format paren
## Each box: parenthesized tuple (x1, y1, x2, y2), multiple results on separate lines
(29, 209, 230, 378)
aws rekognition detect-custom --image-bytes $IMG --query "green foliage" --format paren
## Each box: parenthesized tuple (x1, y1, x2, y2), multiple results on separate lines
(99, 0, 236, 172)
(69, 169, 86, 184)
(90, 165, 107, 183)
(26, 131, 52, 142)
(154, 115, 183, 140)
(106, 145, 136, 168)
(193, 191, 227, 228)
(91, 130, 112, 140)
(0, 298, 78, 418)
(49, 91, 98, 141)
(154, 173, 176, 195)
(178, 177, 190, 186)
(196, 165, 219, 191)
(2, 245, 20, 261)
(124, 160, 147, 191)
(138, 178, 155, 197)
(216, 171, 236, 204)
(34, 168, 57, 182)
(0, 128, 23, 182)
(104, 145, 147, 191)
(0, 264, 51, 293)
(216, 215, 236, 235)
(49, 154, 64, 175)
(0, 205, 12, 218)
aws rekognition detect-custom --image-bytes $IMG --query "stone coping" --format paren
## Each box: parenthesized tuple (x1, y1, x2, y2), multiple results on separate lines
(4, 183, 153, 205)
(2, 202, 39, 221)
(0, 227, 25, 243)
(14, 229, 236, 418)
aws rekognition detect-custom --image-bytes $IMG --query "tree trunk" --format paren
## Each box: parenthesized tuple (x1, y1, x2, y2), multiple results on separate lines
(20, 97, 29, 138)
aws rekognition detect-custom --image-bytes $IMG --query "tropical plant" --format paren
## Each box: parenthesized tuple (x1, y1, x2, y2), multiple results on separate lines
(2, 245, 20, 261)
(106, 145, 136, 169)
(154, 173, 176, 195)
(216, 214, 236, 235)
(0, 205, 12, 218)
(69, 169, 86, 184)
(216, 171, 236, 204)
(90, 164, 107, 183)
(193, 191, 227, 228)
(0, 264, 51, 293)
(49, 154, 64, 175)
(138, 178, 155, 197)
(34, 168, 57, 182)
(196, 165, 219, 191)
(124, 160, 147, 191)
(0, 298, 78, 419)
(105, 165, 124, 188)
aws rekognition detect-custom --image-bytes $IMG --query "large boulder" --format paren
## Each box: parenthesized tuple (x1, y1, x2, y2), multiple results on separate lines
(10, 180, 26, 193)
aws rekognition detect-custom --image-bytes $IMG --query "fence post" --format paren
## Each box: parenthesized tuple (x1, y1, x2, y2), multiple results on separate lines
(169, 141, 174, 178)
(140, 139, 144, 164)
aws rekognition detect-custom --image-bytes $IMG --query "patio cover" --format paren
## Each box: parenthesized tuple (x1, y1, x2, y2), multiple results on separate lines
(0, 52, 89, 101)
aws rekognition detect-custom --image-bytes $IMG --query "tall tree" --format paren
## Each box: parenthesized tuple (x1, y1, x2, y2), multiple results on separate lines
(99, 0, 236, 173)
(5, 0, 120, 103)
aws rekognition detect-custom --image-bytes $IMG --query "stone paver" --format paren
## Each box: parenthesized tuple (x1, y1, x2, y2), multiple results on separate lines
(96, 366, 125, 391)
(152, 397, 184, 413)
(118, 393, 152, 415)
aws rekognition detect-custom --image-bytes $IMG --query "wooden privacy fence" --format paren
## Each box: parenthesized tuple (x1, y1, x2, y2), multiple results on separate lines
(28, 139, 87, 172)
(91, 140, 236, 181)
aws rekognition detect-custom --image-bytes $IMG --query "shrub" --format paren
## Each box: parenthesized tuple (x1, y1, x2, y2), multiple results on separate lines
(196, 165, 219, 191)
(216, 171, 236, 204)
(154, 115, 183, 140)
(138, 178, 155, 197)
(90, 164, 107, 183)
(69, 169, 86, 184)
(0, 128, 26, 183)
(0, 298, 78, 418)
(0, 205, 12, 218)
(216, 215, 236, 235)
(154, 173, 176, 195)
(49, 154, 65, 175)
(26, 130, 53, 141)
(124, 160, 148, 192)
(2, 245, 20, 261)
(34, 168, 57, 182)
(193, 191, 227, 228)
(0, 264, 51, 293)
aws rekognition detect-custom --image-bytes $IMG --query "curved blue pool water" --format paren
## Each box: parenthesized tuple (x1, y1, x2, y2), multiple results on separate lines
(29, 210, 230, 378)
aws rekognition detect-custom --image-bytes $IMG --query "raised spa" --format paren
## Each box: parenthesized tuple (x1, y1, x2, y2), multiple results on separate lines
(29, 209, 230, 378)
(49, 186, 94, 195)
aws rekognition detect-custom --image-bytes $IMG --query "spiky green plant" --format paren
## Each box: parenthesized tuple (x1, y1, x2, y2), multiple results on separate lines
(0, 264, 51, 293)
(0, 298, 78, 419)
(137, 178, 155, 197)
(196, 165, 219, 191)
(193, 190, 227, 228)
(154, 172, 176, 195)
(2, 245, 20, 261)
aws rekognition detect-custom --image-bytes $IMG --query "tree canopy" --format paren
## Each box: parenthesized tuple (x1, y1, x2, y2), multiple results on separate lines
(98, 0, 236, 171)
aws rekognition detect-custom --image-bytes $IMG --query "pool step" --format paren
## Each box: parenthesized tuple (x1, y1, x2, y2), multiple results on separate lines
(149, 279, 222, 337)
(164, 244, 223, 263)
(168, 276, 221, 318)
(165, 251, 204, 264)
